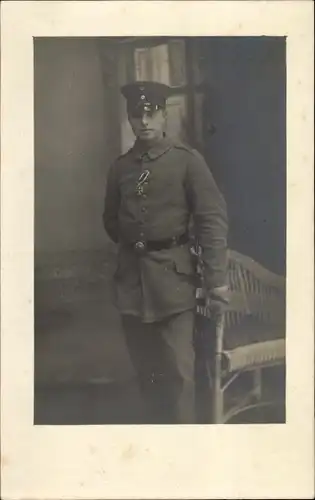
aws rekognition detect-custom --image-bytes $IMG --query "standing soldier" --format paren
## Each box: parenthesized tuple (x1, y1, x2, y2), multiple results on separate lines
(103, 81, 229, 424)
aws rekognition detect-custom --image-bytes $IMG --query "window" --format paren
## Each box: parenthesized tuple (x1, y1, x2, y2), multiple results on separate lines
(134, 44, 171, 84)
(133, 40, 186, 88)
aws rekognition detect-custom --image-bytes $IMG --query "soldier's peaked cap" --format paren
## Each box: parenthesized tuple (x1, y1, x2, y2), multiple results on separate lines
(121, 81, 171, 110)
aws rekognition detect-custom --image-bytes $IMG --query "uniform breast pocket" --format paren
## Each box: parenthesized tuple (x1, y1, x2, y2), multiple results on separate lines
(151, 173, 184, 201)
(119, 173, 138, 198)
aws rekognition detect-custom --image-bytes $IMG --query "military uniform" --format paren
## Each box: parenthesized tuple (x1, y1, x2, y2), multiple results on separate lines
(103, 82, 228, 424)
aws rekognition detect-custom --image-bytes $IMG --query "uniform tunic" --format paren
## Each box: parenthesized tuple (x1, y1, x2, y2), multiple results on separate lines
(103, 136, 228, 323)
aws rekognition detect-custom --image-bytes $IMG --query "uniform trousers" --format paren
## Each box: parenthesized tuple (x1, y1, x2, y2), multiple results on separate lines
(121, 310, 196, 424)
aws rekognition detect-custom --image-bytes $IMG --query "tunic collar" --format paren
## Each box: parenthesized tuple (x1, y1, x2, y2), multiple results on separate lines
(132, 136, 173, 161)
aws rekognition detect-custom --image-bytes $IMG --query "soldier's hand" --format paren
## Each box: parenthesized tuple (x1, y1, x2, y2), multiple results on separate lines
(206, 285, 230, 318)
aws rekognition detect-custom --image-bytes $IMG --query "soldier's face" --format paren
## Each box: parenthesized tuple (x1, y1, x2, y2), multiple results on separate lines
(128, 108, 167, 142)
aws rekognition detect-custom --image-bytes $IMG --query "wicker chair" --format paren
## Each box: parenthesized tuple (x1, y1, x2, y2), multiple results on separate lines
(194, 249, 286, 424)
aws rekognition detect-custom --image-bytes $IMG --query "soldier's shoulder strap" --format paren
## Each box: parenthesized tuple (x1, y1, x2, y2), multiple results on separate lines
(172, 140, 204, 160)
(114, 146, 136, 167)
(115, 147, 133, 161)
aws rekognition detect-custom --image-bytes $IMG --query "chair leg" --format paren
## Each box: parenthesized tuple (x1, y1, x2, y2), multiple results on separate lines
(213, 388, 224, 424)
(213, 353, 224, 423)
(253, 368, 262, 401)
(213, 315, 225, 424)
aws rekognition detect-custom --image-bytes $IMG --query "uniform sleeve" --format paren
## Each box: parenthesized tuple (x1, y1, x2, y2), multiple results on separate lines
(102, 162, 121, 244)
(185, 151, 228, 289)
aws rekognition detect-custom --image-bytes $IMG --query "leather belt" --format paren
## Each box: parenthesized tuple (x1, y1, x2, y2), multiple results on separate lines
(131, 233, 189, 254)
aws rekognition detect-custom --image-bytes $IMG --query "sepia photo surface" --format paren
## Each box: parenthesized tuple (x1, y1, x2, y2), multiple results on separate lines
(34, 35, 286, 426)
(1, 1, 314, 499)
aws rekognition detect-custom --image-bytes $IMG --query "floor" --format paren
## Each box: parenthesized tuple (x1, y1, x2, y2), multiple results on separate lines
(34, 275, 285, 425)
(35, 369, 285, 425)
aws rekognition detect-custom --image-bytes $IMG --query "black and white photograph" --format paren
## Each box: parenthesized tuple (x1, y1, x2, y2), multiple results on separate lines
(1, 2, 313, 498)
(34, 35, 286, 426)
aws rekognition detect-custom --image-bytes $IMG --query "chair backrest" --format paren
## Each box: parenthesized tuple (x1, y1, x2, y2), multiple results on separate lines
(196, 249, 286, 330)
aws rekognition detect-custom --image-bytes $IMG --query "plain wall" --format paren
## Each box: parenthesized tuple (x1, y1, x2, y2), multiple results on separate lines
(34, 38, 117, 271)
(201, 37, 286, 275)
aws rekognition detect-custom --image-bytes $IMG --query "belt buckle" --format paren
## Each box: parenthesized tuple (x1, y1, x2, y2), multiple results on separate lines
(134, 241, 146, 253)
